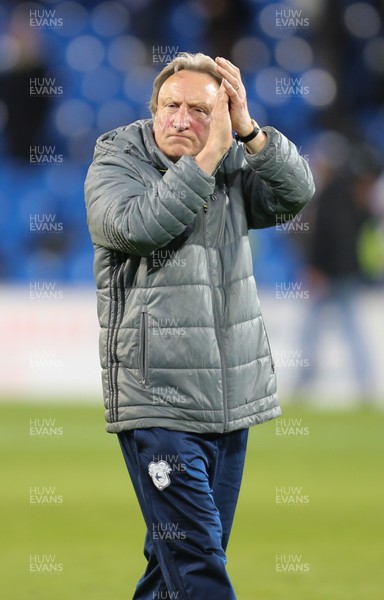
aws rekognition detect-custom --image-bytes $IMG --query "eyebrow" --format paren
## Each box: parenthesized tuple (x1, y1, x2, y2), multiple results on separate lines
(160, 98, 212, 111)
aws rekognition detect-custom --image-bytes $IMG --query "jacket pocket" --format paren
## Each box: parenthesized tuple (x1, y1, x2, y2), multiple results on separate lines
(138, 306, 149, 388)
(263, 320, 275, 374)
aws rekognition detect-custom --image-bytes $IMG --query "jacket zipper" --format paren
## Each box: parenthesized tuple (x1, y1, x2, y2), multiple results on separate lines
(202, 203, 229, 432)
(138, 306, 149, 388)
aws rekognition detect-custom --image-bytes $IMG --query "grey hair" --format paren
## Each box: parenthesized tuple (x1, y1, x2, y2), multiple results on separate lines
(149, 52, 222, 116)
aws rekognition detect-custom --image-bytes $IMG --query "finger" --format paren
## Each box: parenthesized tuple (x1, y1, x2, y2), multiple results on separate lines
(222, 77, 242, 100)
(215, 56, 239, 74)
(215, 60, 243, 93)
(216, 80, 230, 103)
(218, 67, 241, 88)
(215, 56, 241, 81)
(211, 84, 229, 119)
(217, 69, 243, 95)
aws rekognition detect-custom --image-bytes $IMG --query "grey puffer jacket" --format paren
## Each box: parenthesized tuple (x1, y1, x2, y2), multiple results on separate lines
(84, 120, 314, 434)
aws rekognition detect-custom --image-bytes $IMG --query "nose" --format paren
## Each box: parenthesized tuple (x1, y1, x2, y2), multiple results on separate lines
(172, 107, 190, 131)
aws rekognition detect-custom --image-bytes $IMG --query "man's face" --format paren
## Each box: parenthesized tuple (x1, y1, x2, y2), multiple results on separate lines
(153, 70, 220, 162)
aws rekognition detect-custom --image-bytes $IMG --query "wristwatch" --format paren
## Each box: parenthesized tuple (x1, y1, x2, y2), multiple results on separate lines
(235, 119, 261, 143)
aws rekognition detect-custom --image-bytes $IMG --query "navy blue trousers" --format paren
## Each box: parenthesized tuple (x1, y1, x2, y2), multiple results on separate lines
(118, 427, 249, 600)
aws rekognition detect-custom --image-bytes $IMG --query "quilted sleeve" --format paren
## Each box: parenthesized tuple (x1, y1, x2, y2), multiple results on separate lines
(84, 153, 215, 255)
(241, 126, 315, 229)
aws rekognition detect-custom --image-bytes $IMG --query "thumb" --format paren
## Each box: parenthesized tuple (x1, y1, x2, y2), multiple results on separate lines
(217, 80, 229, 105)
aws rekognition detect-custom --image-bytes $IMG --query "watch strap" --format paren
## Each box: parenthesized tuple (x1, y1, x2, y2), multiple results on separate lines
(235, 120, 261, 143)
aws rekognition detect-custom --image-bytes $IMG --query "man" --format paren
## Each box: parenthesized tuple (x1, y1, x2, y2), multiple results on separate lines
(84, 52, 314, 599)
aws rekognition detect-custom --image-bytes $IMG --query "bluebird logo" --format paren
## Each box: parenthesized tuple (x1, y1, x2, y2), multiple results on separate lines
(148, 460, 172, 491)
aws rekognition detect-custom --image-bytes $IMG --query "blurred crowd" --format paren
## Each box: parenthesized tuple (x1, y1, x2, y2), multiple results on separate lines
(0, 0, 383, 287)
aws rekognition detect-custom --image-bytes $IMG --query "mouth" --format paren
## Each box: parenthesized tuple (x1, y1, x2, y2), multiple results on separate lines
(167, 135, 191, 140)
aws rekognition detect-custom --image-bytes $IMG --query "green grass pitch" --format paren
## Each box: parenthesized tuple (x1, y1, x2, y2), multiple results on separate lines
(1, 402, 383, 599)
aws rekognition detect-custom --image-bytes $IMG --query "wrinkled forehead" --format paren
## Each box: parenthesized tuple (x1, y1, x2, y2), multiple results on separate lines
(158, 70, 220, 105)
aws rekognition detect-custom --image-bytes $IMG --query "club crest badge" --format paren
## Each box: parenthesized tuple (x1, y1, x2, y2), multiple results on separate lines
(148, 460, 172, 491)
